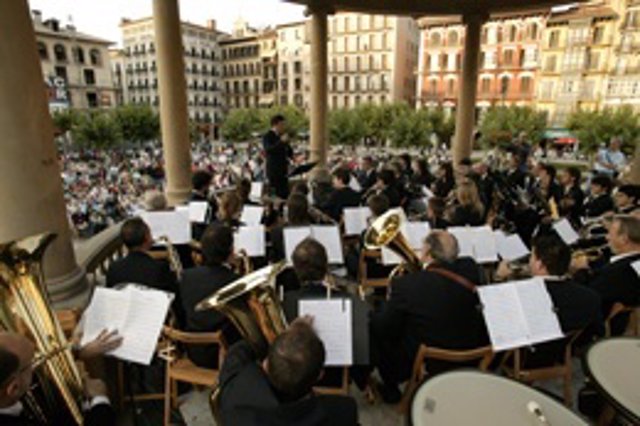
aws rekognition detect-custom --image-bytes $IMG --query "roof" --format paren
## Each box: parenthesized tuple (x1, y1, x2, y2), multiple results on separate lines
(285, 0, 587, 16)
(119, 16, 227, 36)
(34, 25, 113, 45)
(276, 20, 308, 30)
(548, 4, 618, 23)
(419, 8, 550, 28)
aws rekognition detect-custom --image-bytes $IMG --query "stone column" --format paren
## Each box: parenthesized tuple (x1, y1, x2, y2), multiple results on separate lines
(452, 14, 485, 167)
(153, 0, 192, 205)
(308, 6, 330, 175)
(0, 0, 85, 305)
(627, 143, 640, 185)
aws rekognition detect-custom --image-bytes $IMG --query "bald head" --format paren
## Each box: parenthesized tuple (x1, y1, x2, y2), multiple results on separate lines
(423, 230, 459, 264)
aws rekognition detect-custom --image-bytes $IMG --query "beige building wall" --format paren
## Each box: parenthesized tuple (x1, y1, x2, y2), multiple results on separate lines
(33, 10, 116, 110)
(276, 21, 309, 109)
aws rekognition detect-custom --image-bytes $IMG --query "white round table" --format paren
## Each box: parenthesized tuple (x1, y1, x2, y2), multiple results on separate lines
(584, 337, 640, 423)
(410, 370, 587, 426)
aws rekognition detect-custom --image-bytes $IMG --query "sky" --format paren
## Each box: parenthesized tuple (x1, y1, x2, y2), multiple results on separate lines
(28, 0, 307, 45)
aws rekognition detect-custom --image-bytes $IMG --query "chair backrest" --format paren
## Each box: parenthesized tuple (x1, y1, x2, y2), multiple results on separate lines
(162, 326, 228, 367)
(414, 345, 494, 379)
(358, 248, 390, 289)
(605, 302, 638, 337)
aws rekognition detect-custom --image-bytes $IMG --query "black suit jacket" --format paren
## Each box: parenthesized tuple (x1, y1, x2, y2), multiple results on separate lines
(106, 251, 176, 292)
(583, 193, 614, 218)
(560, 185, 584, 226)
(372, 257, 488, 356)
(0, 402, 114, 426)
(180, 264, 239, 368)
(447, 205, 484, 227)
(218, 341, 358, 426)
(320, 188, 361, 222)
(263, 130, 293, 181)
(357, 169, 377, 192)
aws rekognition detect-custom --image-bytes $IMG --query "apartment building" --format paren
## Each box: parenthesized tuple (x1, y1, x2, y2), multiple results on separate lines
(276, 21, 309, 109)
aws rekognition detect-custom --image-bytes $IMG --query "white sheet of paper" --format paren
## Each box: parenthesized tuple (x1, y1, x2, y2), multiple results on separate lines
(381, 247, 403, 265)
(311, 225, 344, 264)
(188, 201, 209, 223)
(299, 299, 353, 366)
(632, 260, 640, 277)
(140, 210, 191, 244)
(235, 225, 266, 257)
(240, 205, 264, 226)
(448, 227, 475, 258)
(81, 286, 172, 365)
(284, 227, 312, 264)
(349, 176, 362, 192)
(422, 186, 434, 199)
(516, 278, 564, 343)
(471, 226, 498, 263)
(250, 182, 263, 201)
(343, 207, 371, 236)
(553, 218, 579, 245)
(495, 231, 530, 261)
(405, 221, 431, 250)
(478, 283, 530, 351)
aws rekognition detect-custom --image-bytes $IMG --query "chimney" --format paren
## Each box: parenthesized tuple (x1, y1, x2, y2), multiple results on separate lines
(206, 19, 217, 31)
(32, 10, 42, 25)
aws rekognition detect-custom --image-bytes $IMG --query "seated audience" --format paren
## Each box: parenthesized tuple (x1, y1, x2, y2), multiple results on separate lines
(432, 162, 455, 198)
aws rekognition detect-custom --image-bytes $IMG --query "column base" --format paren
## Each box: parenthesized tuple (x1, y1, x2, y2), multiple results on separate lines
(47, 265, 90, 310)
(165, 187, 191, 207)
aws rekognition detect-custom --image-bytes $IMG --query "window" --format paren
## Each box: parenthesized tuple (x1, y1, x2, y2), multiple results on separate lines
(429, 80, 437, 96)
(481, 78, 491, 94)
(344, 76, 350, 91)
(503, 50, 513, 66)
(593, 26, 604, 44)
(89, 49, 101, 66)
(54, 44, 67, 62)
(294, 78, 301, 91)
(37, 42, 48, 60)
(332, 76, 338, 91)
(508, 25, 517, 42)
(520, 76, 531, 94)
(54, 66, 67, 81)
(83, 69, 95, 85)
(587, 51, 600, 70)
(500, 76, 510, 95)
(527, 23, 538, 40)
(448, 30, 459, 46)
(447, 79, 455, 95)
(86, 92, 98, 108)
(430, 32, 441, 47)
(549, 31, 560, 48)
(294, 61, 302, 73)
(545, 55, 557, 72)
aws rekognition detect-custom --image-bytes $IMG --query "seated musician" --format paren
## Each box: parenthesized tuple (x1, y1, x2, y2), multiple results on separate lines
(372, 169, 401, 208)
(215, 191, 243, 229)
(426, 197, 450, 230)
(410, 158, 433, 188)
(236, 178, 260, 206)
(445, 181, 485, 226)
(371, 230, 488, 403)
(431, 162, 455, 199)
(191, 170, 217, 241)
(319, 167, 361, 222)
(614, 184, 640, 214)
(180, 224, 240, 368)
(0, 332, 115, 426)
(583, 175, 614, 219)
(574, 214, 640, 335)
(538, 164, 562, 205)
(558, 167, 584, 227)
(217, 318, 358, 426)
(106, 217, 176, 293)
(356, 155, 377, 192)
(269, 193, 313, 263)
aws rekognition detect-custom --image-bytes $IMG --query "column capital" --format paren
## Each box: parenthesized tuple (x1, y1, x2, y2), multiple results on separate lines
(304, 4, 335, 17)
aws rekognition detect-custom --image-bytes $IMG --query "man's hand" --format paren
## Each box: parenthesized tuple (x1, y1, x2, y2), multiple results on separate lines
(495, 261, 513, 281)
(84, 378, 108, 399)
(78, 329, 123, 360)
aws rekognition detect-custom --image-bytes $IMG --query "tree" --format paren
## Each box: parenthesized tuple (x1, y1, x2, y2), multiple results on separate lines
(479, 106, 547, 149)
(328, 108, 366, 146)
(220, 109, 263, 142)
(566, 106, 640, 153)
(424, 107, 455, 146)
(353, 103, 389, 145)
(389, 108, 432, 147)
(71, 111, 121, 149)
(112, 105, 159, 144)
(51, 109, 79, 136)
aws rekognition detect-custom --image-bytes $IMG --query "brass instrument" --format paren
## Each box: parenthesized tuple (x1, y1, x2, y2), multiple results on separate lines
(364, 209, 422, 276)
(158, 236, 183, 281)
(0, 233, 84, 425)
(231, 249, 254, 276)
(548, 198, 560, 221)
(571, 243, 609, 263)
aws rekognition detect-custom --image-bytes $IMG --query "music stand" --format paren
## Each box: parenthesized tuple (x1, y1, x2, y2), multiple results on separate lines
(288, 162, 318, 178)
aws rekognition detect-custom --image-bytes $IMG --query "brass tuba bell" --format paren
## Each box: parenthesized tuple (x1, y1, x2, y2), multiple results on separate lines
(364, 209, 422, 275)
(0, 233, 85, 425)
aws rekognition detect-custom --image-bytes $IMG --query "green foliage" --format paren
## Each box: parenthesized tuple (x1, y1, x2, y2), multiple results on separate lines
(51, 109, 79, 135)
(388, 108, 432, 147)
(328, 108, 366, 145)
(220, 109, 263, 142)
(479, 106, 548, 149)
(112, 105, 159, 144)
(71, 111, 122, 149)
(353, 103, 391, 144)
(566, 106, 640, 153)
(424, 107, 455, 146)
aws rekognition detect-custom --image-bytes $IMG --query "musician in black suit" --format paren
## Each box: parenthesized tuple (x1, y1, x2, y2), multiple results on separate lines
(614, 184, 640, 214)
(0, 333, 115, 426)
(263, 115, 293, 199)
(180, 224, 240, 368)
(558, 167, 584, 227)
(538, 163, 562, 205)
(190, 170, 217, 241)
(372, 169, 401, 208)
(106, 218, 176, 293)
(319, 168, 361, 222)
(356, 156, 377, 192)
(583, 175, 615, 219)
(576, 215, 640, 335)
(217, 319, 358, 426)
(371, 230, 488, 402)
(505, 155, 526, 189)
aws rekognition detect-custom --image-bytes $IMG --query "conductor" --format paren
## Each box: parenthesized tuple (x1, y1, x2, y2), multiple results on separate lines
(263, 114, 293, 199)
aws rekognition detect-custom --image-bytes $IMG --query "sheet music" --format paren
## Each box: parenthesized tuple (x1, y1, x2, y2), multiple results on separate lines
(381, 247, 403, 265)
(240, 205, 264, 226)
(311, 225, 344, 264)
(553, 218, 579, 245)
(349, 176, 362, 192)
(81, 286, 172, 365)
(343, 207, 371, 236)
(448, 227, 475, 258)
(495, 231, 530, 261)
(299, 299, 353, 366)
(471, 226, 498, 263)
(250, 182, 263, 201)
(188, 201, 209, 223)
(140, 210, 191, 244)
(478, 283, 530, 351)
(235, 225, 266, 257)
(405, 222, 431, 250)
(632, 260, 640, 277)
(283, 227, 312, 264)
(516, 278, 564, 343)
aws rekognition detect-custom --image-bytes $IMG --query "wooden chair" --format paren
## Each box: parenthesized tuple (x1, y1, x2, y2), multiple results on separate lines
(161, 326, 227, 425)
(604, 302, 638, 337)
(357, 249, 390, 298)
(314, 367, 350, 396)
(397, 345, 494, 413)
(502, 331, 582, 407)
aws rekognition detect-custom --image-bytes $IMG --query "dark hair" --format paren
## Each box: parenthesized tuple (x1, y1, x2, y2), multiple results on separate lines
(614, 215, 640, 245)
(591, 175, 613, 192)
(532, 234, 571, 276)
(201, 224, 233, 266)
(428, 197, 446, 217)
(378, 169, 396, 186)
(192, 170, 213, 192)
(291, 181, 309, 196)
(121, 218, 149, 249)
(0, 346, 19, 387)
(332, 167, 351, 186)
(440, 162, 454, 182)
(292, 238, 328, 283)
(367, 194, 389, 217)
(540, 164, 557, 180)
(237, 178, 252, 202)
(287, 193, 310, 225)
(400, 153, 411, 170)
(566, 166, 581, 183)
(617, 185, 640, 203)
(271, 114, 285, 126)
(414, 158, 429, 176)
(267, 322, 325, 401)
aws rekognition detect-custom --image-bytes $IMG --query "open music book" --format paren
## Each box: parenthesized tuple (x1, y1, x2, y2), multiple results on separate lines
(140, 210, 191, 244)
(188, 201, 209, 223)
(494, 231, 530, 261)
(553, 218, 579, 245)
(283, 225, 344, 264)
(235, 225, 266, 257)
(478, 277, 563, 351)
(448, 226, 499, 263)
(81, 285, 173, 365)
(299, 299, 353, 366)
(381, 221, 431, 265)
(250, 182, 263, 202)
(343, 207, 371, 236)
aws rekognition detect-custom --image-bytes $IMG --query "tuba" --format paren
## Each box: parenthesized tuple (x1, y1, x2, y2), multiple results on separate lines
(0, 233, 84, 425)
(364, 209, 422, 276)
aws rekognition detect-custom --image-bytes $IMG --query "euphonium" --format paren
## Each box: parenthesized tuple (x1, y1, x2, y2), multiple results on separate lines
(196, 261, 287, 358)
(364, 209, 422, 275)
(0, 233, 84, 425)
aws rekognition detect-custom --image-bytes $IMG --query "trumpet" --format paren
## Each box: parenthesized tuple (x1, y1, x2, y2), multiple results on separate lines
(571, 244, 609, 263)
(157, 236, 183, 281)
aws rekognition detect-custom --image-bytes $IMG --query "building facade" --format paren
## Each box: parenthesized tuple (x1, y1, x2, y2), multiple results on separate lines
(276, 21, 309, 109)
(33, 10, 116, 110)
(117, 17, 224, 128)
(417, 11, 547, 115)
